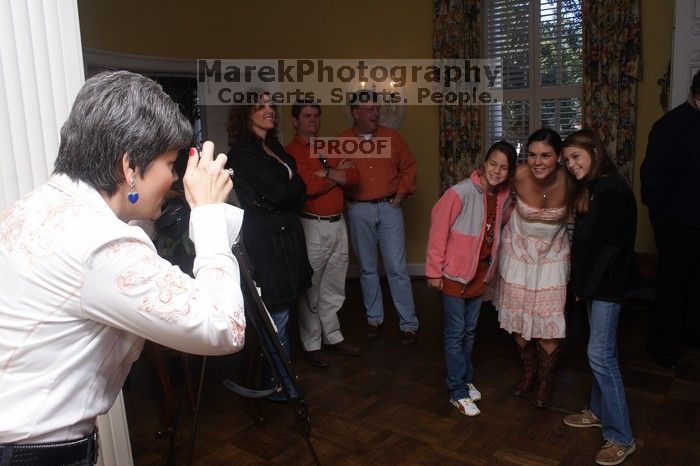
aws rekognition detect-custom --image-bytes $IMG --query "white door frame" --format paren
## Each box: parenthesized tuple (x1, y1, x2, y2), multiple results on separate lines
(671, 0, 700, 106)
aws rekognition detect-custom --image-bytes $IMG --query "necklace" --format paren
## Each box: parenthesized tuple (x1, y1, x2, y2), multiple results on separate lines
(484, 196, 497, 245)
(539, 174, 557, 201)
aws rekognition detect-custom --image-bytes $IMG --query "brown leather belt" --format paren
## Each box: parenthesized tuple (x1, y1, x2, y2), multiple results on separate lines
(0, 432, 98, 465)
(347, 195, 394, 204)
(300, 212, 343, 222)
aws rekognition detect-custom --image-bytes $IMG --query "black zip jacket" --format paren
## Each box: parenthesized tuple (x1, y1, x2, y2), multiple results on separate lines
(571, 171, 639, 302)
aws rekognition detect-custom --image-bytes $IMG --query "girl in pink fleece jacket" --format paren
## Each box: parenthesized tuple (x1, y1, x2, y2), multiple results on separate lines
(425, 141, 516, 416)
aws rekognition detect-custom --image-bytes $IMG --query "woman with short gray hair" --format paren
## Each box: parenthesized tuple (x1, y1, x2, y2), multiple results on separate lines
(0, 70, 246, 465)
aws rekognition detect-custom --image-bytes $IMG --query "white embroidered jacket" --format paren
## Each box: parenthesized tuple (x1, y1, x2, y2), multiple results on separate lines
(0, 174, 246, 443)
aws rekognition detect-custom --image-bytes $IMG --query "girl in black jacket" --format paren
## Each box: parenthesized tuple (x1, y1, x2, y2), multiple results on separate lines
(560, 129, 637, 466)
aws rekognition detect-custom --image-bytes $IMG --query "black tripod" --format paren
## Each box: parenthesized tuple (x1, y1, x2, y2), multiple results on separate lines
(184, 242, 320, 465)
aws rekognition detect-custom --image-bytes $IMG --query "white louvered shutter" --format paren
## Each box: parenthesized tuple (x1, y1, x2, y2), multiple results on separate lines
(485, 0, 582, 158)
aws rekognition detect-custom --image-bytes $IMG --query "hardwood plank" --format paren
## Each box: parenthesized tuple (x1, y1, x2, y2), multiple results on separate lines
(123, 279, 700, 465)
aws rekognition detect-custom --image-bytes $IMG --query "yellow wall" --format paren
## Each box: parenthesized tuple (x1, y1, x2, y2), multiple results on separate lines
(78, 0, 438, 264)
(78, 0, 674, 259)
(634, 0, 674, 253)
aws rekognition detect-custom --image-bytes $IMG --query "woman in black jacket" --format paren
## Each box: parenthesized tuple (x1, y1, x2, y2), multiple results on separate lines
(226, 92, 312, 370)
(560, 129, 637, 466)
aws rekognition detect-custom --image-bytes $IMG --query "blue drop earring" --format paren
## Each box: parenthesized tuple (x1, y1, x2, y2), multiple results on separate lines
(127, 176, 139, 204)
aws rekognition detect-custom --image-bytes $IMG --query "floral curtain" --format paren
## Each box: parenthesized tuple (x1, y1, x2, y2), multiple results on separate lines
(433, 0, 483, 193)
(582, 0, 642, 182)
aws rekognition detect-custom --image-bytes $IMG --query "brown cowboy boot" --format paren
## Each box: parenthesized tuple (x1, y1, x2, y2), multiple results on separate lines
(513, 340, 538, 397)
(533, 344, 561, 408)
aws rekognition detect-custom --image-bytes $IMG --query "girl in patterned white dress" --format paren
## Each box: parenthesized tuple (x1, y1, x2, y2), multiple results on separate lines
(492, 128, 572, 408)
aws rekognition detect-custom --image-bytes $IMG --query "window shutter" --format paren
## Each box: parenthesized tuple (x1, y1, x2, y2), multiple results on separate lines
(486, 0, 531, 90)
(539, 0, 583, 87)
(488, 100, 531, 160)
(485, 0, 582, 152)
(540, 96, 582, 137)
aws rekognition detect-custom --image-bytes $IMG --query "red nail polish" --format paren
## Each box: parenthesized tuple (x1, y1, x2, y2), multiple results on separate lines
(189, 147, 196, 157)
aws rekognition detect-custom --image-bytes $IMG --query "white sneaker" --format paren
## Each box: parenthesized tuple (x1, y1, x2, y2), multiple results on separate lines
(450, 397, 481, 416)
(467, 383, 481, 402)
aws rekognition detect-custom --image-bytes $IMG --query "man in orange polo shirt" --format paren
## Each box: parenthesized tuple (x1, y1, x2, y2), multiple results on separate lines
(338, 90, 419, 345)
(286, 100, 361, 368)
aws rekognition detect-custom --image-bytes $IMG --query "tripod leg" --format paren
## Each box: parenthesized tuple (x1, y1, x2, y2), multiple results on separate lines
(144, 341, 174, 440)
(181, 353, 196, 412)
(230, 243, 321, 464)
(289, 400, 321, 465)
(244, 335, 264, 424)
(165, 398, 181, 466)
(185, 356, 207, 466)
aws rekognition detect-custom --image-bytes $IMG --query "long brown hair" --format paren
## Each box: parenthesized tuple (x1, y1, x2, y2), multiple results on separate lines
(562, 129, 617, 213)
(226, 90, 278, 147)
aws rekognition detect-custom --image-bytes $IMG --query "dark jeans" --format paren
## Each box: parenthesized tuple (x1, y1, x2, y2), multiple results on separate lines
(647, 214, 700, 357)
(442, 293, 482, 400)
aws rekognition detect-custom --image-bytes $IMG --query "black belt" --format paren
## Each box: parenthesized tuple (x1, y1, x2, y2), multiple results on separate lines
(300, 212, 343, 222)
(0, 432, 98, 466)
(348, 195, 394, 204)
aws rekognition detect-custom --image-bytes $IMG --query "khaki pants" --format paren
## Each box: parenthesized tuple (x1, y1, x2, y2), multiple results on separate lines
(298, 217, 349, 351)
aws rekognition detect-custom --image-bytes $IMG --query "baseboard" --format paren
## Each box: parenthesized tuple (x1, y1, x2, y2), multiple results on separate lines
(347, 262, 425, 279)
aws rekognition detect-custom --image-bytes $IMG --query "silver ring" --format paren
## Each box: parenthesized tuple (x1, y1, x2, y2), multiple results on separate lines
(226, 168, 234, 178)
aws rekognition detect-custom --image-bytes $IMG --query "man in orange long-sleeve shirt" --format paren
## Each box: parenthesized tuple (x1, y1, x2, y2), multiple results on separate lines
(286, 101, 361, 368)
(338, 90, 419, 345)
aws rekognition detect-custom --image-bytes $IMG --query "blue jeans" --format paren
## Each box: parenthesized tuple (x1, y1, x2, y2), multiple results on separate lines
(266, 307, 298, 400)
(346, 200, 418, 331)
(587, 300, 634, 445)
(270, 308, 290, 359)
(443, 293, 482, 400)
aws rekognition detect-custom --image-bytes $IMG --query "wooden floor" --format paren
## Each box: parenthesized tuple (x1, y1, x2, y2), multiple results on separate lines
(123, 279, 700, 465)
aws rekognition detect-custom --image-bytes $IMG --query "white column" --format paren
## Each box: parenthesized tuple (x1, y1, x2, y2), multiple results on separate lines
(96, 391, 134, 466)
(0, 0, 83, 208)
(0, 1, 133, 464)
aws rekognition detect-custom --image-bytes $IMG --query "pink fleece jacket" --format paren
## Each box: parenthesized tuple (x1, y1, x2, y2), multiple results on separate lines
(425, 171, 512, 285)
